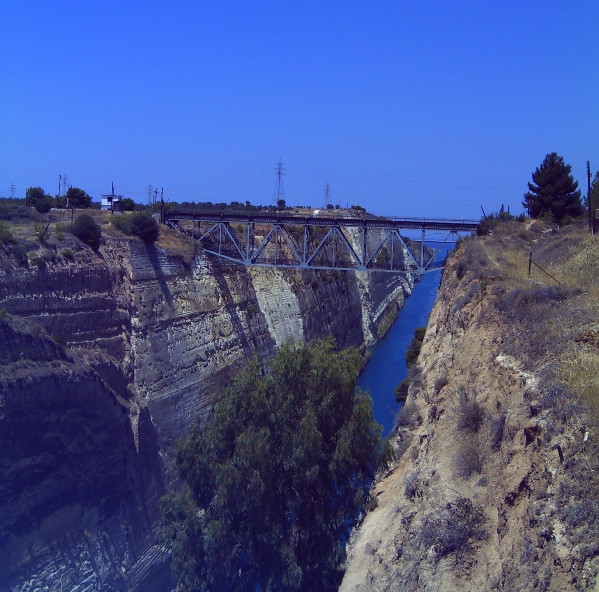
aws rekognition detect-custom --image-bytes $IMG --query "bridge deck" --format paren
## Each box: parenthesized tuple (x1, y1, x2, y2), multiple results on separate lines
(164, 211, 479, 232)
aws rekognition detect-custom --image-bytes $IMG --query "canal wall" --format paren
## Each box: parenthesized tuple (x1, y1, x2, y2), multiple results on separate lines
(0, 219, 414, 592)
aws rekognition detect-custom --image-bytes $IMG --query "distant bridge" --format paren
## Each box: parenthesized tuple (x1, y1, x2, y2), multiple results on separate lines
(163, 211, 478, 275)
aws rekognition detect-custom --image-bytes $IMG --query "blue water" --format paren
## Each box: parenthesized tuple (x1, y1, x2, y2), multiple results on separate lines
(358, 270, 443, 436)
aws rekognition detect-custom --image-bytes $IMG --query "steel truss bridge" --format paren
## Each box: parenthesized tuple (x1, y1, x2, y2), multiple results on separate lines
(163, 211, 478, 275)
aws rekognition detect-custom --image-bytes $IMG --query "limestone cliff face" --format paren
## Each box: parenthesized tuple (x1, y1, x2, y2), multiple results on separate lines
(0, 225, 411, 592)
(341, 227, 599, 592)
(0, 314, 168, 592)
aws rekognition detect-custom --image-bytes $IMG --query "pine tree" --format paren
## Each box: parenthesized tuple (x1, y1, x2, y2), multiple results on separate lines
(523, 153, 583, 224)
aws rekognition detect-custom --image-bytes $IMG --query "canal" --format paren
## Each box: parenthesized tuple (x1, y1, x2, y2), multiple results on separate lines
(358, 269, 443, 436)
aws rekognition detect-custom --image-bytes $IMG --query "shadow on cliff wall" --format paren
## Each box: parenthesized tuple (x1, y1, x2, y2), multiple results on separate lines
(145, 244, 174, 309)
(209, 258, 252, 360)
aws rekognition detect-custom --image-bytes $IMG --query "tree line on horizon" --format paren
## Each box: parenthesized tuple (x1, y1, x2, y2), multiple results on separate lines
(7, 152, 598, 223)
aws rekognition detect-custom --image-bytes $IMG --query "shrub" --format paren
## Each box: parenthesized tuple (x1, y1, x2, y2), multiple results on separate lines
(395, 401, 419, 428)
(33, 222, 49, 241)
(0, 221, 14, 244)
(477, 215, 499, 236)
(33, 196, 54, 213)
(456, 389, 484, 433)
(394, 377, 410, 402)
(489, 413, 506, 451)
(434, 375, 449, 393)
(451, 281, 482, 317)
(0, 203, 40, 221)
(496, 286, 580, 313)
(404, 470, 421, 500)
(12, 244, 28, 267)
(118, 213, 160, 243)
(62, 248, 74, 261)
(31, 255, 47, 270)
(55, 222, 67, 240)
(420, 497, 488, 558)
(111, 214, 133, 235)
(477, 212, 518, 236)
(246, 303, 260, 316)
(72, 214, 102, 250)
(454, 440, 483, 479)
(130, 213, 159, 242)
(405, 326, 426, 368)
(120, 197, 136, 211)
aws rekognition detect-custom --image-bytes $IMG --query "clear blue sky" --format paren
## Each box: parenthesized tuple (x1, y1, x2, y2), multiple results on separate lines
(1, 1, 598, 218)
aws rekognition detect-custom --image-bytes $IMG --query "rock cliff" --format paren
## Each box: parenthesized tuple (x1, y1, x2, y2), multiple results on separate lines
(0, 218, 412, 591)
(341, 222, 599, 592)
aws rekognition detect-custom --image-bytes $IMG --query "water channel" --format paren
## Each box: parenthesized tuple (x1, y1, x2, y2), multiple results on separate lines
(358, 269, 443, 436)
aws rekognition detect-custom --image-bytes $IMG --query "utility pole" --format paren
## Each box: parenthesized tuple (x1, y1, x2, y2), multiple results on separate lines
(274, 160, 285, 206)
(63, 174, 69, 207)
(9, 183, 16, 199)
(148, 185, 153, 206)
(587, 161, 592, 234)
(324, 182, 331, 208)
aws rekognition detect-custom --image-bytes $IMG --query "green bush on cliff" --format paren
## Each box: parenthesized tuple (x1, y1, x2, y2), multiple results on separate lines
(111, 213, 159, 243)
(405, 326, 426, 368)
(72, 214, 102, 251)
(161, 338, 385, 592)
(130, 213, 159, 242)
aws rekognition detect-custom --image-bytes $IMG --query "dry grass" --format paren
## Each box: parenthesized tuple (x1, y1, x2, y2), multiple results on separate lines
(552, 234, 599, 416)
(462, 221, 599, 420)
(557, 344, 599, 417)
(157, 225, 198, 264)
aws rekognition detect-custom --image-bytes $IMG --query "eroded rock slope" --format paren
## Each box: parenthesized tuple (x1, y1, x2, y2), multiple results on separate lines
(341, 223, 599, 592)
